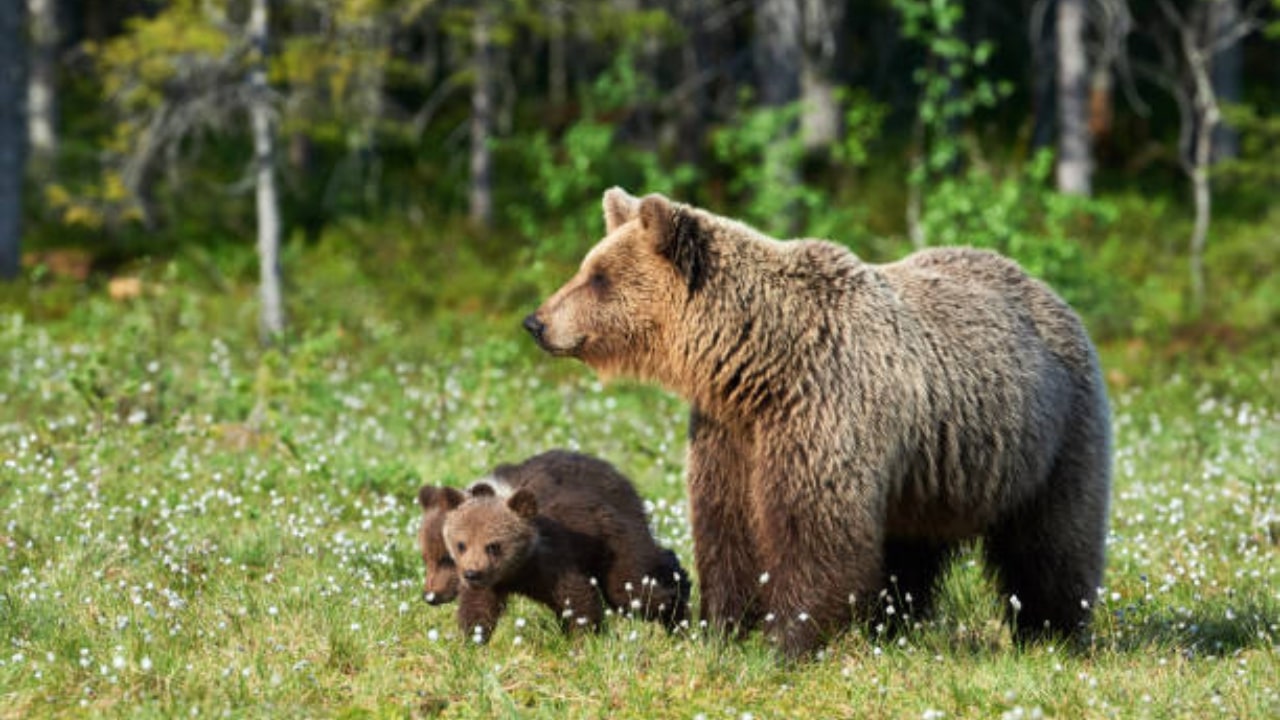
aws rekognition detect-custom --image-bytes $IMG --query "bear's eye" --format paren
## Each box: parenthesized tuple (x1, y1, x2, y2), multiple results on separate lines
(485, 542, 502, 558)
(589, 271, 610, 291)
(437, 555, 453, 568)
(455, 542, 466, 554)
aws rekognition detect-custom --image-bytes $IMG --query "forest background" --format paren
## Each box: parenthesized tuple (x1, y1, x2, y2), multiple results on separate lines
(0, 0, 1277, 718)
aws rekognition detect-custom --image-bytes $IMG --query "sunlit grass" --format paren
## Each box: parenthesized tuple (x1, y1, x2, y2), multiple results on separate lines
(0, 280, 1276, 718)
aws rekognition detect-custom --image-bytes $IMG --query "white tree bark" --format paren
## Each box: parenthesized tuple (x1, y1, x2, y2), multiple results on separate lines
(26, 0, 57, 171)
(469, 5, 493, 229)
(0, 0, 26, 279)
(800, 0, 844, 151)
(249, 0, 284, 341)
(756, 0, 802, 107)
(1056, 0, 1092, 195)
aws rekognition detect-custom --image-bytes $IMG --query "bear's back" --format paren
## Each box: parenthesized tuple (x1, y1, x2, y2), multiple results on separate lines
(494, 450, 649, 525)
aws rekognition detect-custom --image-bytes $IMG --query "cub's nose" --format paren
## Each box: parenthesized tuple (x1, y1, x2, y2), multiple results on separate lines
(522, 314, 545, 340)
(463, 570, 484, 583)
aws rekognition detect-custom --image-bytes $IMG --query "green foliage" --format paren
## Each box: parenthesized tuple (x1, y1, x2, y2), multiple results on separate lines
(919, 151, 1121, 321)
(1217, 104, 1280, 188)
(709, 90, 887, 240)
(500, 50, 699, 267)
(893, 0, 1012, 184)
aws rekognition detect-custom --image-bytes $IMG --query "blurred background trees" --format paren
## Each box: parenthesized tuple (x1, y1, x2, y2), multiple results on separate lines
(0, 0, 1277, 343)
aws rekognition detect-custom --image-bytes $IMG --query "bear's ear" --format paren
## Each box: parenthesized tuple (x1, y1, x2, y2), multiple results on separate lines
(469, 482, 496, 498)
(641, 194, 711, 294)
(418, 485, 465, 510)
(603, 187, 639, 233)
(507, 488, 539, 520)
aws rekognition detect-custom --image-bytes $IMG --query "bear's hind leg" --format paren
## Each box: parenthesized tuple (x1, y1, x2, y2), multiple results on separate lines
(985, 443, 1109, 643)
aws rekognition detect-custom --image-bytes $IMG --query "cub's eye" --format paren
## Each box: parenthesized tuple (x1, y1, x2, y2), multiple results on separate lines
(455, 542, 467, 554)
(589, 271, 609, 290)
(437, 556, 453, 568)
(485, 542, 502, 558)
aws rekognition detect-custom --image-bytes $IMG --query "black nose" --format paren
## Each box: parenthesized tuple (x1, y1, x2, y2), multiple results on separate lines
(463, 570, 483, 583)
(522, 314, 545, 340)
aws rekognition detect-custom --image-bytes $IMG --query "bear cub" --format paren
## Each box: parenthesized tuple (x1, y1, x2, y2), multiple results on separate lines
(415, 449, 661, 606)
(419, 450, 690, 642)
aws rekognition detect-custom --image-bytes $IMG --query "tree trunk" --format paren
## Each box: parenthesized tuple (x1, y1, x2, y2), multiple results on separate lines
(546, 1, 567, 113)
(1056, 0, 1091, 195)
(800, 0, 844, 151)
(755, 0, 802, 107)
(249, 0, 284, 342)
(755, 0, 802, 231)
(0, 0, 26, 280)
(676, 0, 709, 167)
(1209, 0, 1241, 162)
(1030, 0, 1056, 152)
(1185, 31, 1219, 318)
(26, 0, 58, 174)
(469, 5, 493, 229)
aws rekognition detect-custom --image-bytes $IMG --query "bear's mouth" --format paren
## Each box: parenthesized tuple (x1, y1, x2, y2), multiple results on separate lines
(522, 313, 586, 357)
(533, 333, 587, 358)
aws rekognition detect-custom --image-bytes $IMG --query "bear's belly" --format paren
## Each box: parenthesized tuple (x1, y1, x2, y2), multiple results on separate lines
(883, 498, 994, 541)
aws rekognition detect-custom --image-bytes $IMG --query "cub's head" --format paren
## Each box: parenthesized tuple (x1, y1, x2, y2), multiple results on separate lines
(441, 486, 540, 589)
(523, 188, 712, 381)
(416, 485, 466, 604)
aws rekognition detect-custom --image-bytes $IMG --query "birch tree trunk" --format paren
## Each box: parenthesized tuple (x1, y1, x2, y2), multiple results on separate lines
(0, 0, 26, 280)
(755, 0, 802, 230)
(1056, 0, 1092, 195)
(469, 5, 493, 230)
(1184, 33, 1219, 318)
(26, 0, 58, 174)
(249, 0, 284, 341)
(800, 0, 844, 151)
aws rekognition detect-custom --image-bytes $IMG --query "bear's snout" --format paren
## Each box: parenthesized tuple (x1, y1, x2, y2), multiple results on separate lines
(522, 313, 546, 343)
(462, 569, 488, 587)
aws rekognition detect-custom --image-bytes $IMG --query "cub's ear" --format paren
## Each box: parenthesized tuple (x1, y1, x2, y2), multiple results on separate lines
(641, 194, 710, 294)
(469, 483, 496, 499)
(418, 485, 465, 511)
(507, 488, 539, 520)
(603, 187, 639, 233)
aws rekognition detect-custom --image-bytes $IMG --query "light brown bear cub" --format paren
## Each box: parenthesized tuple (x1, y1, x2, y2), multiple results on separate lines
(524, 188, 1112, 658)
(420, 450, 690, 641)
(416, 449, 653, 606)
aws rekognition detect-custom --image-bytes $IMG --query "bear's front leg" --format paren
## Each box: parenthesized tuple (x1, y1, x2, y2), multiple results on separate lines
(456, 586, 506, 643)
(752, 444, 885, 659)
(687, 407, 764, 636)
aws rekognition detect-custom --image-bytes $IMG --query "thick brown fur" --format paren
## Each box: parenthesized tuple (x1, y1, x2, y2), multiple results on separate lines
(525, 188, 1113, 658)
(416, 450, 657, 606)
(433, 451, 691, 642)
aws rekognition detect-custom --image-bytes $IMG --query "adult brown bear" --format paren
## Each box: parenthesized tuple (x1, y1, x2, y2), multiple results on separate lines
(524, 188, 1112, 658)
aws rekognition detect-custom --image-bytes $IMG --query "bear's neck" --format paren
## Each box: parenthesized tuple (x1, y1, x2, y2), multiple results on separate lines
(666, 233, 843, 421)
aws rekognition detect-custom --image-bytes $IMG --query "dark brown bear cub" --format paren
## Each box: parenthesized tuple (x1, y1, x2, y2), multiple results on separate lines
(415, 450, 665, 607)
(442, 482, 689, 642)
(427, 448, 691, 638)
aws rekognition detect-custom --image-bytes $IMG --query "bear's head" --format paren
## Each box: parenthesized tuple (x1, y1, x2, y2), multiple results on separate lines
(417, 485, 466, 604)
(441, 485, 540, 589)
(523, 187, 711, 383)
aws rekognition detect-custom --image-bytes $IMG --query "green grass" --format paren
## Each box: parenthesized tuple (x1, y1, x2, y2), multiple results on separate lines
(0, 260, 1277, 719)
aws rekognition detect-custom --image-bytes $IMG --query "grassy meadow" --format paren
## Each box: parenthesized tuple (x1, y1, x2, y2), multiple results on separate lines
(0, 245, 1277, 719)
